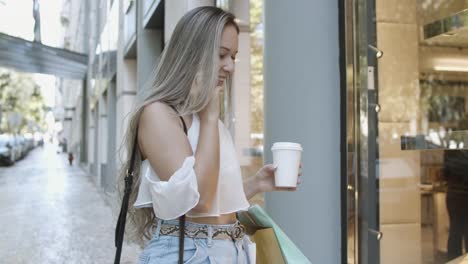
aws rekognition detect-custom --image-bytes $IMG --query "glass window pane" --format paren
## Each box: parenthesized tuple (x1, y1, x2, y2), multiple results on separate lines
(219, 0, 265, 205)
(354, 1, 468, 263)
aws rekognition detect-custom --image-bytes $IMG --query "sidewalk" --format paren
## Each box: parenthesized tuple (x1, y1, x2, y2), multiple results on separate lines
(0, 144, 140, 264)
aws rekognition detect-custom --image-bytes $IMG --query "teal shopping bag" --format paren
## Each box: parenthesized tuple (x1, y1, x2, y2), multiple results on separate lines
(237, 204, 312, 264)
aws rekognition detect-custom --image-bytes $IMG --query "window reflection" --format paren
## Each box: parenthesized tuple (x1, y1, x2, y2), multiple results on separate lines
(218, 0, 264, 205)
(372, 0, 468, 263)
(243, 0, 264, 205)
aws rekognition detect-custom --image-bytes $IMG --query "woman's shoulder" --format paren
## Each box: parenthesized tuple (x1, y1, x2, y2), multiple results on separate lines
(138, 102, 184, 144)
(142, 101, 174, 116)
(138, 101, 191, 159)
(140, 101, 179, 126)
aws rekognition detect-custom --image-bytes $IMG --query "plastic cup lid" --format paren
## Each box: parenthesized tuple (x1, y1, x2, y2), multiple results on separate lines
(271, 142, 303, 151)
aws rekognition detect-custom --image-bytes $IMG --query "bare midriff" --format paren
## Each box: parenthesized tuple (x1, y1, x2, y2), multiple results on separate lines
(186, 213, 237, 225)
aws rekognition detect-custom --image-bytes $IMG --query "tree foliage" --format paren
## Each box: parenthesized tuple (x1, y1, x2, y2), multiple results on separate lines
(250, 0, 264, 134)
(0, 68, 47, 133)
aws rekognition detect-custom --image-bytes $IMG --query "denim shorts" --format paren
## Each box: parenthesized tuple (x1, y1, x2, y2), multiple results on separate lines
(138, 219, 255, 264)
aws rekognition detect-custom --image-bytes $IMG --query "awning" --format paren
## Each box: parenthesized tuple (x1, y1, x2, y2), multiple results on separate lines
(0, 32, 88, 79)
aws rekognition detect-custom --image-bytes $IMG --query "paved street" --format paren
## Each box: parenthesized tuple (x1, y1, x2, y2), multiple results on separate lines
(0, 144, 140, 264)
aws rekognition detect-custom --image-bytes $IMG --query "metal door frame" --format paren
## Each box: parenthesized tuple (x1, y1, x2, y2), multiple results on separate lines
(343, 0, 381, 263)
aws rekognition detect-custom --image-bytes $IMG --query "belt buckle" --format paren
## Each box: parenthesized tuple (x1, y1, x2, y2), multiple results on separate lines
(230, 224, 245, 240)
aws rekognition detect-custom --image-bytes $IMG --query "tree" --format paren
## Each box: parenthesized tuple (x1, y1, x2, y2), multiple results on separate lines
(0, 68, 47, 133)
(250, 0, 264, 134)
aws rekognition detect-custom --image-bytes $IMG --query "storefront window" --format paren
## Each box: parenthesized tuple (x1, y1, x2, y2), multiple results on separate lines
(217, 0, 264, 205)
(350, 0, 468, 263)
(244, 0, 264, 205)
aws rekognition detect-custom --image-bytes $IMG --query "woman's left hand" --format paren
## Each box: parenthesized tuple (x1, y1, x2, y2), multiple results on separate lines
(254, 163, 303, 193)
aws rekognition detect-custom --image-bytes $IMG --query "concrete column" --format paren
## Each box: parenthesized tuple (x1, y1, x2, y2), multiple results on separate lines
(263, 0, 341, 262)
(99, 96, 108, 164)
(63, 79, 81, 153)
(116, 0, 137, 168)
(61, 80, 72, 151)
(107, 82, 117, 191)
(116, 59, 137, 164)
(63, 119, 72, 152)
(80, 77, 88, 163)
(98, 95, 108, 187)
(92, 107, 99, 176)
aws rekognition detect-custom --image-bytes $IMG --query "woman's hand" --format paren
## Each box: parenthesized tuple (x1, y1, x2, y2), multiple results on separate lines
(199, 86, 223, 122)
(254, 163, 303, 193)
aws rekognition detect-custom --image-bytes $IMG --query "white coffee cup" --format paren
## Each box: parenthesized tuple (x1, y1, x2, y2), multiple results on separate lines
(271, 142, 303, 187)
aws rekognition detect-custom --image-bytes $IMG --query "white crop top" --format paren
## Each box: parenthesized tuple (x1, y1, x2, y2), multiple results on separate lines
(133, 113, 250, 220)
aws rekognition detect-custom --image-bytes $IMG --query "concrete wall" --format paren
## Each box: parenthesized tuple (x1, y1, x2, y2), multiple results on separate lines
(263, 0, 341, 262)
(137, 0, 163, 90)
(98, 94, 108, 185)
(165, 0, 214, 41)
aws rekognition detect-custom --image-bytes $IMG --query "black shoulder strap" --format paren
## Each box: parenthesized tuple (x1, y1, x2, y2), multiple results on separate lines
(168, 105, 187, 264)
(169, 105, 187, 134)
(114, 105, 188, 264)
(114, 126, 138, 264)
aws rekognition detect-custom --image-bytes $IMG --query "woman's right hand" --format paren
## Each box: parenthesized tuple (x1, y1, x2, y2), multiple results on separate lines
(199, 86, 223, 122)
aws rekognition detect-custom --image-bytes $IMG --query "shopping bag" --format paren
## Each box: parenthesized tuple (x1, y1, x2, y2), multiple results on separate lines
(237, 204, 312, 264)
(253, 227, 285, 264)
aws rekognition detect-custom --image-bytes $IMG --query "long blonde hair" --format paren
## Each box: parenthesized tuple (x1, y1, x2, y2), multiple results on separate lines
(117, 6, 239, 246)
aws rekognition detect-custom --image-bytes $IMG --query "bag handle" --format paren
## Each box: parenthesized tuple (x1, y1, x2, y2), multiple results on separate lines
(114, 125, 138, 264)
(114, 105, 188, 264)
(174, 106, 188, 264)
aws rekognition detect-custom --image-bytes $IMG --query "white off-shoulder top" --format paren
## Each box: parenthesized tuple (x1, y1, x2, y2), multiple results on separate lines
(133, 113, 250, 220)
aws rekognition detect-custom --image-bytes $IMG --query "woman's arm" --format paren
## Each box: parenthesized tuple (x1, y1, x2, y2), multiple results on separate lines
(191, 117, 220, 211)
(243, 176, 260, 200)
(138, 99, 221, 213)
(243, 164, 303, 200)
(192, 87, 223, 211)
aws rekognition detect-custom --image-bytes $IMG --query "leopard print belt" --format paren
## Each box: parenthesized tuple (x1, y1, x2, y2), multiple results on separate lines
(159, 221, 246, 241)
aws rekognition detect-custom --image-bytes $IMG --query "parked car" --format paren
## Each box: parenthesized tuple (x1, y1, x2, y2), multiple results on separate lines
(11, 135, 21, 160)
(18, 136, 26, 158)
(24, 133, 35, 151)
(0, 135, 15, 165)
(10, 135, 23, 160)
(19, 135, 32, 158)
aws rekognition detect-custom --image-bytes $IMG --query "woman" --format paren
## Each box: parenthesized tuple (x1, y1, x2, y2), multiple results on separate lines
(119, 6, 302, 263)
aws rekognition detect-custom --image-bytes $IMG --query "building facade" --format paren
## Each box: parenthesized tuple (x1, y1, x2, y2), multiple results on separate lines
(59, 0, 468, 263)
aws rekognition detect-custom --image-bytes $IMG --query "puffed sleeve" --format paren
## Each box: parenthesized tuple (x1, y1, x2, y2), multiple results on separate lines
(145, 156, 200, 220)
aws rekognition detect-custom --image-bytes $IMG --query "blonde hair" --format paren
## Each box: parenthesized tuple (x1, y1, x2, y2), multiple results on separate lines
(117, 6, 239, 246)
